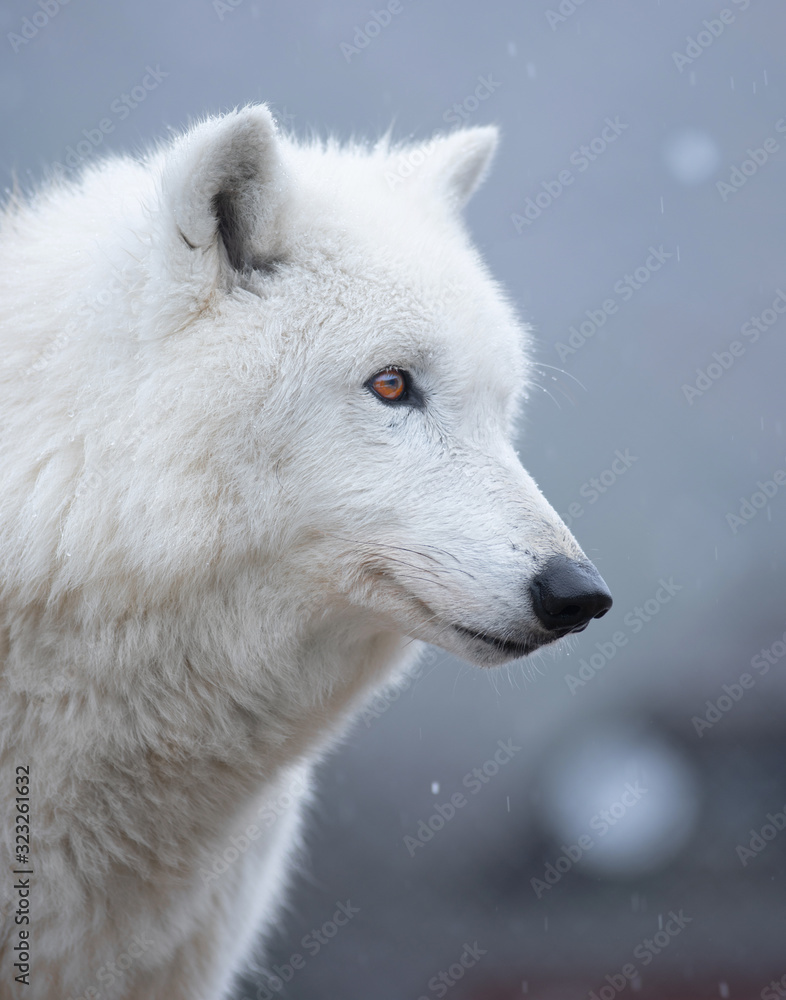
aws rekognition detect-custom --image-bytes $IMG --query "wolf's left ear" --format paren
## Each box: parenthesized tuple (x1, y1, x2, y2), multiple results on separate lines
(417, 126, 499, 209)
(158, 105, 285, 282)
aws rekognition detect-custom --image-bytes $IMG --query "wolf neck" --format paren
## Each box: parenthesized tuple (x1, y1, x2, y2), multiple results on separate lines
(24, 611, 415, 884)
(120, 604, 410, 773)
(223, 620, 413, 772)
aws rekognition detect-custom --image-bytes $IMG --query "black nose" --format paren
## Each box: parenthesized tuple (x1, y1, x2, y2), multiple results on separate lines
(530, 555, 612, 633)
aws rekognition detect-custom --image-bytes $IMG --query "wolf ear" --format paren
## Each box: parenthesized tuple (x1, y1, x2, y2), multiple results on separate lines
(417, 126, 499, 209)
(160, 105, 285, 279)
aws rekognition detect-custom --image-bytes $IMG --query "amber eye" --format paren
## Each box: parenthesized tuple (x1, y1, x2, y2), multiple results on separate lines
(368, 367, 408, 403)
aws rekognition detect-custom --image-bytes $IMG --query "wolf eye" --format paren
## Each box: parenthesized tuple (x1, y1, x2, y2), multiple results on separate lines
(367, 367, 409, 403)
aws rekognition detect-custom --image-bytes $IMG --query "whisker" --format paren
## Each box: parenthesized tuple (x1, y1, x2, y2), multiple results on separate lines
(530, 380, 564, 411)
(366, 553, 453, 588)
(529, 362, 586, 408)
(418, 543, 462, 565)
(326, 532, 476, 581)
(363, 539, 444, 566)
(485, 664, 501, 697)
(531, 361, 587, 392)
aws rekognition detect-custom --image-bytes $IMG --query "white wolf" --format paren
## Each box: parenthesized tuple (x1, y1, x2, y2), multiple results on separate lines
(0, 105, 611, 999)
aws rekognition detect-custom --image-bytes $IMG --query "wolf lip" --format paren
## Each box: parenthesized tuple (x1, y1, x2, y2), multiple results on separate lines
(455, 618, 590, 657)
(454, 624, 532, 656)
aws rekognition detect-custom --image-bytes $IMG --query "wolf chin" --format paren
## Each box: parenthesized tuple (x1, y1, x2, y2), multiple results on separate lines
(0, 105, 611, 998)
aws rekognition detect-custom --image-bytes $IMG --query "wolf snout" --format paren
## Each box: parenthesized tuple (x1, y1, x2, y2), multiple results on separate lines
(530, 555, 612, 635)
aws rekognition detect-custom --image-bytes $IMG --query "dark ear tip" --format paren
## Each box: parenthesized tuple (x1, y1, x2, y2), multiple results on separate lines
(164, 105, 285, 279)
(222, 105, 278, 148)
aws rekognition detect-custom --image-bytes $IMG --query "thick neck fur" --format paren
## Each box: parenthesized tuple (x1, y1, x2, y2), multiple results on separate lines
(2, 569, 414, 885)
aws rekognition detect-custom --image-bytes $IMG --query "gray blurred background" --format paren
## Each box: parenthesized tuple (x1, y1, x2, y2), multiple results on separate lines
(3, 1, 785, 997)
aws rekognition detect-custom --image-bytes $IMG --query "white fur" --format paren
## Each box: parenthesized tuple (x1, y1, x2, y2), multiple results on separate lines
(0, 106, 591, 998)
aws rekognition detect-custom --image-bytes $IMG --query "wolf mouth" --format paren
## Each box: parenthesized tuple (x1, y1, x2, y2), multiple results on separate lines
(454, 624, 537, 657)
(455, 619, 591, 657)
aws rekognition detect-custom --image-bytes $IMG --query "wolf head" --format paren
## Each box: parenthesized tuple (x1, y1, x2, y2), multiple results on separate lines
(87, 105, 611, 668)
